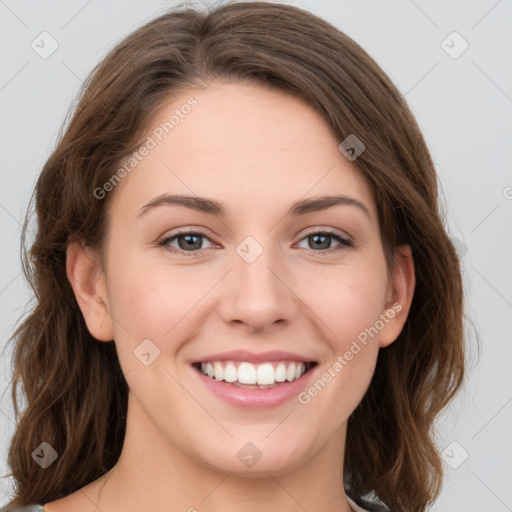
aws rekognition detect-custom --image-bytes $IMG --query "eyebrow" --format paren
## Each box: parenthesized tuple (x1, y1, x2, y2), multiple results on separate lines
(137, 194, 371, 219)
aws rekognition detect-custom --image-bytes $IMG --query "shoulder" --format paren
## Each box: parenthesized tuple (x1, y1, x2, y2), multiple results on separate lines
(348, 495, 390, 512)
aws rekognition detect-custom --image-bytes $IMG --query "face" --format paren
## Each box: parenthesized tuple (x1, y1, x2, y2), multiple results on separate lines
(69, 80, 413, 478)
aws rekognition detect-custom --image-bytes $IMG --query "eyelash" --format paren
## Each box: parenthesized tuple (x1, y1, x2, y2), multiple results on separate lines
(158, 228, 353, 257)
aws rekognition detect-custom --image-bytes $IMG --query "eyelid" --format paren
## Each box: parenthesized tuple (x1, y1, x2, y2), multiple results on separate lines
(158, 227, 218, 252)
(299, 226, 352, 242)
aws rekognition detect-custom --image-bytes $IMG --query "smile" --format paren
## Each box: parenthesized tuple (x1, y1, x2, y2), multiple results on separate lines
(192, 355, 318, 409)
(194, 360, 316, 388)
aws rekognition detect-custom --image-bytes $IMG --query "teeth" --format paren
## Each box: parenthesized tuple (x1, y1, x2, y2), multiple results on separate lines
(256, 363, 274, 385)
(286, 363, 296, 382)
(198, 360, 309, 385)
(223, 363, 237, 383)
(238, 362, 257, 384)
(275, 363, 287, 382)
(214, 362, 224, 381)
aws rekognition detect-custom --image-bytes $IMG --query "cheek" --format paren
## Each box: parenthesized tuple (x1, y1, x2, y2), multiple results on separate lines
(104, 251, 222, 380)
(106, 250, 204, 335)
(294, 256, 387, 410)
(298, 260, 389, 348)
(297, 270, 384, 421)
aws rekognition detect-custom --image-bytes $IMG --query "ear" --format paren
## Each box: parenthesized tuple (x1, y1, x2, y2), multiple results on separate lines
(378, 244, 415, 348)
(66, 241, 114, 342)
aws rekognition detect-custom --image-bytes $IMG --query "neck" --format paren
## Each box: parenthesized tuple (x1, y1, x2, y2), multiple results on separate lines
(99, 393, 353, 512)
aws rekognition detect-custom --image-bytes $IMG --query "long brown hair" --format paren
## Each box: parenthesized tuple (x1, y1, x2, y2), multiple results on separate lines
(2, 2, 465, 511)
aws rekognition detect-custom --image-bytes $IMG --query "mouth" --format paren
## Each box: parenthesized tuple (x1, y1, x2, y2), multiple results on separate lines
(192, 360, 318, 389)
(190, 350, 319, 409)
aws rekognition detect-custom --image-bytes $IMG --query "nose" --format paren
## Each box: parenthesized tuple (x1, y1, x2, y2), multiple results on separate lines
(217, 242, 300, 333)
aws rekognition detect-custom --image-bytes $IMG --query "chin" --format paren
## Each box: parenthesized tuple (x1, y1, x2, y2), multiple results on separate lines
(193, 436, 314, 477)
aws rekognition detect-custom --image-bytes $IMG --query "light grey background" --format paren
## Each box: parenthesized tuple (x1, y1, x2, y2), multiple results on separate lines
(1, 0, 511, 510)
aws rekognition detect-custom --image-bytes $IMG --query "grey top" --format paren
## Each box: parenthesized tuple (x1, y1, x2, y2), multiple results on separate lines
(1, 497, 383, 512)
(0, 507, 45, 512)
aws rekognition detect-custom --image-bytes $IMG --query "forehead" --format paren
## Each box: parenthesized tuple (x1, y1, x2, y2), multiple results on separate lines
(108, 81, 376, 221)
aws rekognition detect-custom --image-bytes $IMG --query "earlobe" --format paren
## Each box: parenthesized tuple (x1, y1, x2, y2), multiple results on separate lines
(379, 244, 415, 348)
(66, 241, 114, 342)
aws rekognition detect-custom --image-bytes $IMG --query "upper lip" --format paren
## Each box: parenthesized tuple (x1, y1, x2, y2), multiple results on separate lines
(191, 350, 317, 365)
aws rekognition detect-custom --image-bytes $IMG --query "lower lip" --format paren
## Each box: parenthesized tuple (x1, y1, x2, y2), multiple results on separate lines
(193, 366, 316, 409)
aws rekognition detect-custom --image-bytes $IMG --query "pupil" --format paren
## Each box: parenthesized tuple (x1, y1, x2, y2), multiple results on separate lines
(179, 234, 201, 250)
(311, 234, 330, 250)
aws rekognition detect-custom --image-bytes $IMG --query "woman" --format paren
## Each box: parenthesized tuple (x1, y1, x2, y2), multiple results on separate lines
(1, 2, 464, 511)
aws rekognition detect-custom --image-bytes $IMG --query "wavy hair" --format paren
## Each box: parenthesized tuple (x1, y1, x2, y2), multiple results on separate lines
(2, 2, 464, 511)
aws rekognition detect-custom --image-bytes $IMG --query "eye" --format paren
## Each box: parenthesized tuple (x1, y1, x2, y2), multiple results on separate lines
(158, 230, 215, 255)
(158, 228, 353, 257)
(296, 229, 353, 253)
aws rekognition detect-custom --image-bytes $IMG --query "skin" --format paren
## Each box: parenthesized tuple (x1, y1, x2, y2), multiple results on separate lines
(47, 81, 415, 512)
